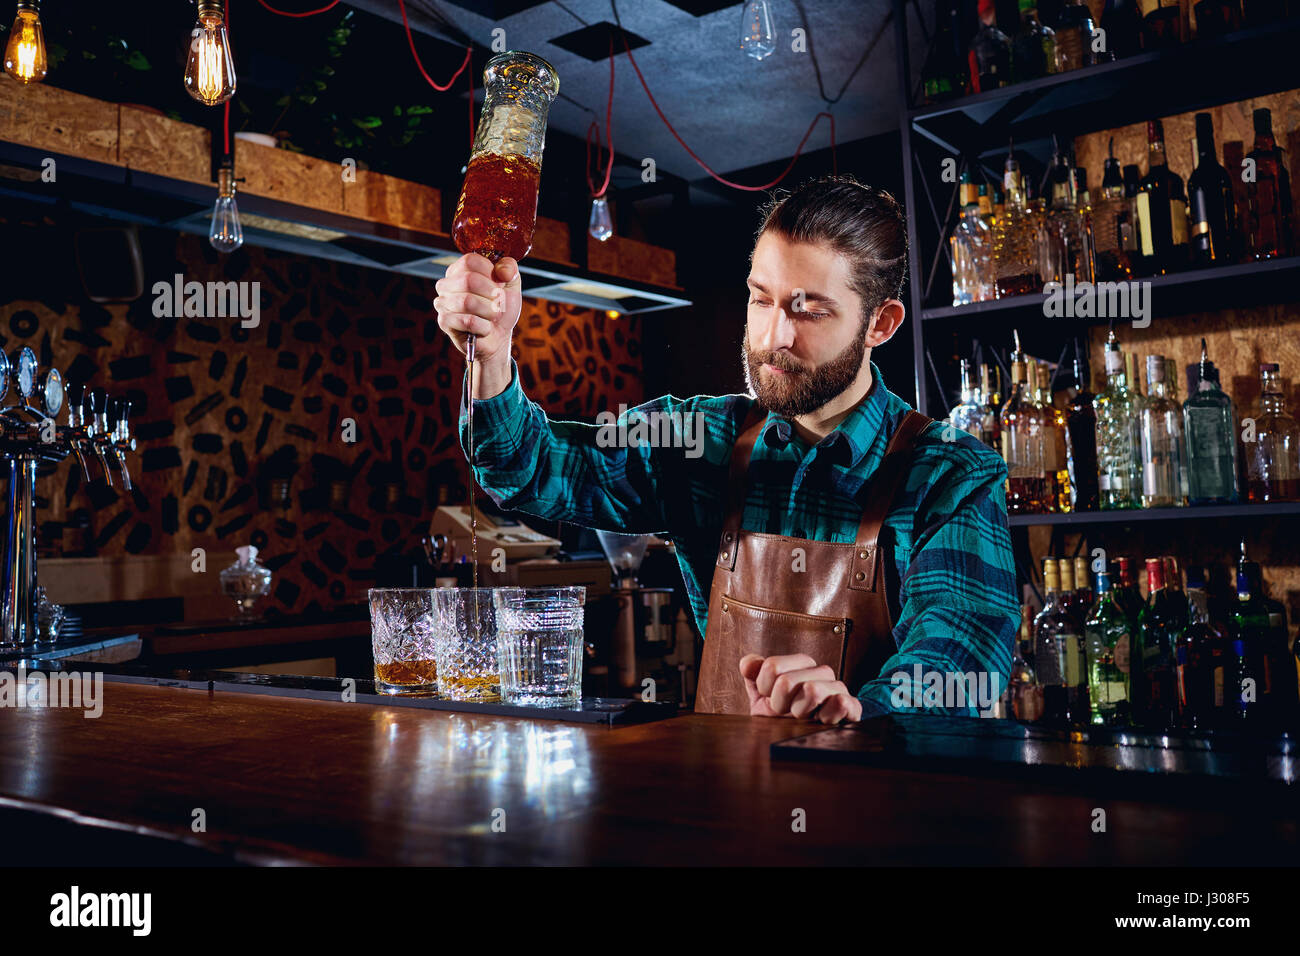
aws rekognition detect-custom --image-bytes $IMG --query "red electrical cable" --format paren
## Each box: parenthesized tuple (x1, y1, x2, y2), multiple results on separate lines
(585, 36, 615, 198)
(397, 0, 472, 92)
(256, 0, 342, 16)
(618, 32, 836, 190)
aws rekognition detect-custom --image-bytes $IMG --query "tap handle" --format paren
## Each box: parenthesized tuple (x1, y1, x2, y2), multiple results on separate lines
(90, 387, 106, 417)
(66, 379, 85, 407)
(107, 397, 121, 431)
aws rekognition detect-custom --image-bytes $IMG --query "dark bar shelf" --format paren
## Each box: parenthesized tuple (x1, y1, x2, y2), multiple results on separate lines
(920, 254, 1300, 323)
(909, 18, 1300, 155)
(1007, 501, 1300, 527)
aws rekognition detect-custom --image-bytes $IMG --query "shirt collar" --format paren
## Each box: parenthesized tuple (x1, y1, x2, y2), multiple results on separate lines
(759, 361, 892, 469)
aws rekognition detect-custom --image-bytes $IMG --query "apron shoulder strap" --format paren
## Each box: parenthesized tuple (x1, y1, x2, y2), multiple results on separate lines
(716, 401, 768, 571)
(848, 409, 934, 592)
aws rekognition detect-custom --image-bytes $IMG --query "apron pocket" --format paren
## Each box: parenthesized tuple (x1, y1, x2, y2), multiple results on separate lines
(718, 593, 850, 678)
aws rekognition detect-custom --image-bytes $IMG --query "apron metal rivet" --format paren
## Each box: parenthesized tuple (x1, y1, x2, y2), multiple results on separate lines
(724, 532, 732, 541)
(855, 571, 865, 581)
(833, 625, 842, 634)
(858, 550, 868, 559)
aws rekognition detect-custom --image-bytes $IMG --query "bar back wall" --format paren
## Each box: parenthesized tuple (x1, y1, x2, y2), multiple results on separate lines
(0, 221, 645, 615)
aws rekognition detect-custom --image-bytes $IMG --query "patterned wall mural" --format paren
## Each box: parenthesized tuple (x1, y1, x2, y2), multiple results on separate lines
(1, 232, 645, 614)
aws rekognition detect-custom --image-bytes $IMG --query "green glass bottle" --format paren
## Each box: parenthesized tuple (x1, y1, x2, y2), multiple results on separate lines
(1234, 540, 1298, 727)
(1095, 331, 1143, 509)
(1176, 565, 1232, 730)
(1183, 338, 1241, 504)
(1084, 570, 1132, 725)
(1133, 557, 1181, 730)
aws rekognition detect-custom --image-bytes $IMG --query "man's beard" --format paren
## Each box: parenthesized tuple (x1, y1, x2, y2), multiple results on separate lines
(742, 317, 870, 417)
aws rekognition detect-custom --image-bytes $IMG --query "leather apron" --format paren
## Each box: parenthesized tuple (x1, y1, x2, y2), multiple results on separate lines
(694, 404, 933, 715)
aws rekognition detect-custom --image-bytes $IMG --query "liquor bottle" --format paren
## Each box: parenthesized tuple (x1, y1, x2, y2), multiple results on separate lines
(1121, 163, 1147, 277)
(979, 363, 1001, 450)
(971, 0, 1012, 92)
(1133, 557, 1181, 730)
(1139, 0, 1184, 47)
(1092, 146, 1131, 281)
(1095, 331, 1143, 509)
(993, 148, 1042, 297)
(948, 359, 985, 438)
(1053, 2, 1096, 72)
(1033, 557, 1089, 726)
(1139, 354, 1188, 508)
(1074, 555, 1094, 616)
(950, 180, 997, 305)
(1177, 564, 1232, 729)
(1012, 0, 1057, 82)
(1085, 569, 1133, 725)
(1193, 0, 1242, 37)
(1066, 354, 1101, 510)
(1244, 363, 1300, 502)
(1163, 555, 1189, 634)
(977, 183, 995, 227)
(1184, 338, 1240, 503)
(1059, 558, 1079, 616)
(1073, 167, 1097, 283)
(1099, 0, 1144, 58)
(1164, 358, 1191, 503)
(1136, 120, 1190, 276)
(1001, 338, 1048, 513)
(992, 187, 1006, 226)
(1187, 112, 1238, 265)
(1243, 108, 1294, 260)
(1233, 542, 1297, 725)
(1037, 363, 1071, 512)
(920, 0, 968, 104)
(1113, 556, 1145, 624)
(1040, 140, 1089, 285)
(1008, 604, 1045, 721)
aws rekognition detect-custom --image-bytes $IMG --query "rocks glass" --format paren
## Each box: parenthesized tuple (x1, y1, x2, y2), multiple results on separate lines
(368, 588, 438, 694)
(432, 588, 501, 702)
(493, 586, 586, 706)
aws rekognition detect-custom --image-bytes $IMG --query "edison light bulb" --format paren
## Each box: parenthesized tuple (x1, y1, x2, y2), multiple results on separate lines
(210, 167, 243, 252)
(740, 0, 776, 61)
(4, 1, 47, 85)
(184, 0, 235, 106)
(588, 196, 613, 242)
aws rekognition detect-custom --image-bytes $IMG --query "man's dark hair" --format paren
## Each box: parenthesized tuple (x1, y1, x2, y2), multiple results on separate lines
(753, 175, 908, 325)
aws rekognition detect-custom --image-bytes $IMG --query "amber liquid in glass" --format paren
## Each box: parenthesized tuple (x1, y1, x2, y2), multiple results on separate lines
(453, 153, 542, 594)
(452, 153, 542, 263)
(375, 660, 438, 686)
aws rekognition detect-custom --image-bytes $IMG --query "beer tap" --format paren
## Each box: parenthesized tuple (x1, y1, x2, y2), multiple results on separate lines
(107, 397, 134, 492)
(58, 379, 93, 482)
(87, 387, 115, 488)
(1, 352, 135, 646)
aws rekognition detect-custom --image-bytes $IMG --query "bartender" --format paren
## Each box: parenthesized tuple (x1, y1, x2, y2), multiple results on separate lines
(435, 175, 1018, 724)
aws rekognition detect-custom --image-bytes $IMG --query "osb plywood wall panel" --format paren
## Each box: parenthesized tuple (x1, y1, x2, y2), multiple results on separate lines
(0, 74, 117, 164)
(118, 107, 210, 186)
(1073, 89, 1300, 228)
(342, 169, 441, 234)
(0, 234, 644, 614)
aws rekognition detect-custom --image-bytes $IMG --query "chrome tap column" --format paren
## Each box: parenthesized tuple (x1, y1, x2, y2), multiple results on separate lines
(0, 348, 134, 647)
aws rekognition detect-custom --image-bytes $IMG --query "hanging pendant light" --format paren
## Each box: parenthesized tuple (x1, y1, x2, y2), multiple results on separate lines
(4, 1, 47, 84)
(740, 0, 776, 61)
(588, 196, 613, 242)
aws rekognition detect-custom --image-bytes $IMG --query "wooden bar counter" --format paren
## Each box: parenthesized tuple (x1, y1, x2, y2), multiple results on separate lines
(1, 679, 1296, 866)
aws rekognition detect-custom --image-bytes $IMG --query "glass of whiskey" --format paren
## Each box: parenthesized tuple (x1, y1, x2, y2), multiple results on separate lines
(433, 588, 501, 702)
(368, 588, 439, 694)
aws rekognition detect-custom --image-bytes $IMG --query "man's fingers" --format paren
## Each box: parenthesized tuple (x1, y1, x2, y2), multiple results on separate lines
(436, 310, 493, 340)
(738, 654, 764, 683)
(755, 654, 820, 699)
(768, 665, 836, 714)
(444, 252, 496, 279)
(787, 679, 846, 719)
(436, 269, 502, 302)
(434, 290, 505, 323)
(494, 256, 522, 288)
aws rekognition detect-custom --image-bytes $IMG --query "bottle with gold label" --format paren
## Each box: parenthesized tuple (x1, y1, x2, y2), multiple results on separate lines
(1136, 119, 1190, 276)
(1000, 333, 1048, 514)
(1034, 557, 1090, 727)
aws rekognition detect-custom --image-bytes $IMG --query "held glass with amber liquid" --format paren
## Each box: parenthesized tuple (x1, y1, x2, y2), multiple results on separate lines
(452, 51, 560, 264)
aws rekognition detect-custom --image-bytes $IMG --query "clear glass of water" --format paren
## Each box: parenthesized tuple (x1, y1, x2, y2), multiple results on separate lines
(493, 586, 586, 706)
(432, 588, 500, 702)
